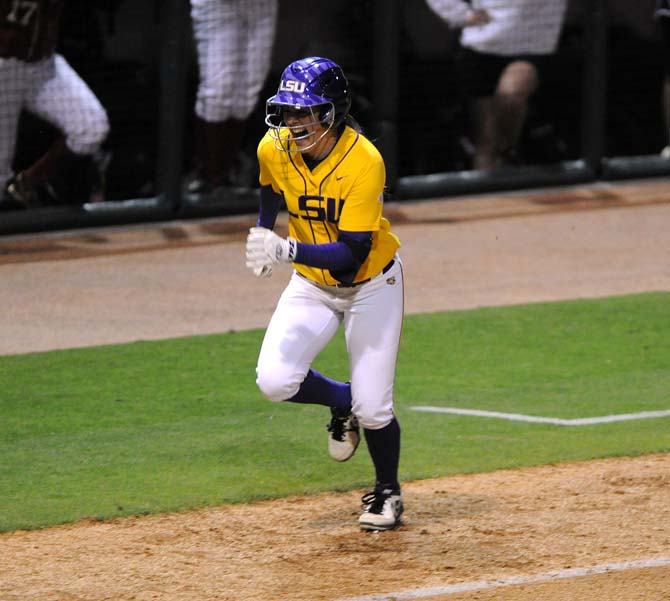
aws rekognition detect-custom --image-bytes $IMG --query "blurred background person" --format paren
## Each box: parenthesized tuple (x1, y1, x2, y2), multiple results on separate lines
(425, 0, 568, 170)
(0, 0, 109, 210)
(187, 0, 278, 200)
(656, 0, 670, 158)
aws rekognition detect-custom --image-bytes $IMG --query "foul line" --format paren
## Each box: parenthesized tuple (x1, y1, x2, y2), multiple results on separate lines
(409, 406, 670, 426)
(338, 557, 670, 601)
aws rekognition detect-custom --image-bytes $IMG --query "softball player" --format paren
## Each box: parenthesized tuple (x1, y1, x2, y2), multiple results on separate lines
(245, 57, 404, 531)
(0, 0, 109, 209)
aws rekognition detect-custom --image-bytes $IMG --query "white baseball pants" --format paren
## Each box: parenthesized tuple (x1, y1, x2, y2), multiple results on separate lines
(191, 0, 278, 122)
(0, 54, 109, 191)
(256, 257, 404, 430)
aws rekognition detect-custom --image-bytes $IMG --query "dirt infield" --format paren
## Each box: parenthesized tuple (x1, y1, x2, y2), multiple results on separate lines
(1, 179, 669, 600)
(1, 455, 669, 601)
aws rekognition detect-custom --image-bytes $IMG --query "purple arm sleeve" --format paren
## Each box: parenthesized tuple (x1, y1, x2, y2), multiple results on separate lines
(295, 231, 371, 271)
(256, 184, 371, 274)
(257, 185, 282, 229)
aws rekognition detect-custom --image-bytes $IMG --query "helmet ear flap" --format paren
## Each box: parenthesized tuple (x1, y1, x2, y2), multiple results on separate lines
(265, 103, 283, 127)
(317, 67, 350, 126)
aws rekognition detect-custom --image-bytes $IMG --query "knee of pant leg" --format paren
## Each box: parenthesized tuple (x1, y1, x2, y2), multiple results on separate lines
(196, 92, 230, 123)
(353, 402, 395, 430)
(255, 367, 300, 402)
(88, 111, 110, 149)
(67, 111, 110, 155)
(351, 383, 395, 428)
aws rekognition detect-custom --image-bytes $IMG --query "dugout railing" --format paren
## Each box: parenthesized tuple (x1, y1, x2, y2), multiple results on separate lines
(0, 0, 668, 236)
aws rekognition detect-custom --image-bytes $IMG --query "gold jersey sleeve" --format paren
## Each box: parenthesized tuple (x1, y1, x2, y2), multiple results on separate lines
(257, 126, 401, 286)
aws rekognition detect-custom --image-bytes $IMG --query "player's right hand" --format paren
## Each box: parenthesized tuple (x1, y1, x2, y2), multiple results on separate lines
(253, 264, 273, 278)
(246, 226, 297, 269)
(246, 227, 277, 277)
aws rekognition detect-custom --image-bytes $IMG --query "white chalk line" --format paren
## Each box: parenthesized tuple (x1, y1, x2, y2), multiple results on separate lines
(338, 557, 670, 601)
(409, 406, 670, 426)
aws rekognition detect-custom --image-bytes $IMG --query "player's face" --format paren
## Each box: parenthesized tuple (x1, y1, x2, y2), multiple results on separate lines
(283, 107, 331, 154)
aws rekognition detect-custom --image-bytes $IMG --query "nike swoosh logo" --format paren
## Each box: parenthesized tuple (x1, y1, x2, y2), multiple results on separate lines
(336, 175, 347, 181)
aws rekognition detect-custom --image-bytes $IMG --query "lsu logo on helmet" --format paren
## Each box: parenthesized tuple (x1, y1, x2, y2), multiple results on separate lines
(279, 80, 306, 93)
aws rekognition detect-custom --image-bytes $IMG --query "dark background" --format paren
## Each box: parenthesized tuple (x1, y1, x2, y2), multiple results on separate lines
(9, 0, 669, 204)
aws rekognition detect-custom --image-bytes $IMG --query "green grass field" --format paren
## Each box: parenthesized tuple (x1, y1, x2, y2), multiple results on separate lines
(1, 292, 669, 533)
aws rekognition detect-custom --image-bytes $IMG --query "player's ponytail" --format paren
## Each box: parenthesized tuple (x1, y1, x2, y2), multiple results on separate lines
(344, 114, 363, 134)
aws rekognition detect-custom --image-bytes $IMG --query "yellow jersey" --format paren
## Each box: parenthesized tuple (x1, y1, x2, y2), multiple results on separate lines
(257, 125, 401, 286)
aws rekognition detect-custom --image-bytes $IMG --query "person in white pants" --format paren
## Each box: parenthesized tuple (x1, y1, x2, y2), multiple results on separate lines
(0, 0, 109, 209)
(188, 0, 278, 196)
(246, 57, 405, 531)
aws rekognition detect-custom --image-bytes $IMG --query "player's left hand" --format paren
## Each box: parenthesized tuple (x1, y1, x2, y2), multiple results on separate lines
(246, 227, 297, 269)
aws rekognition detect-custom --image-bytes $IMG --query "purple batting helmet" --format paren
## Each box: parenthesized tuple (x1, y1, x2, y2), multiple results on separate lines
(265, 57, 352, 151)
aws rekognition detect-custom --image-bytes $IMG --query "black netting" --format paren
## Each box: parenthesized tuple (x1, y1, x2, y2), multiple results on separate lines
(605, 0, 667, 157)
(1, 0, 668, 228)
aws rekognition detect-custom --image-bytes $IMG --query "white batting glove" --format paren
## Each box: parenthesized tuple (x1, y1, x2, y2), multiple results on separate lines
(245, 227, 297, 270)
(253, 264, 273, 278)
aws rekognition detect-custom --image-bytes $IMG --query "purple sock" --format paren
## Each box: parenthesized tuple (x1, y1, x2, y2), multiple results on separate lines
(289, 369, 352, 411)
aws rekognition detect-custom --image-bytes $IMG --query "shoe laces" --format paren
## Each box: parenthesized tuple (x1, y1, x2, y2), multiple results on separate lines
(361, 489, 396, 514)
(327, 409, 351, 442)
